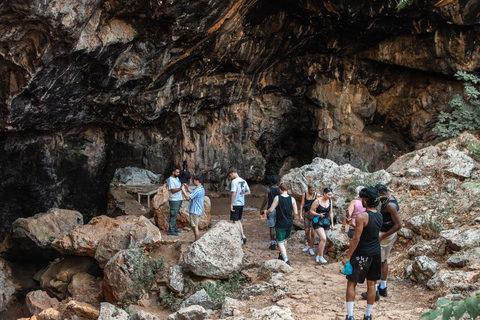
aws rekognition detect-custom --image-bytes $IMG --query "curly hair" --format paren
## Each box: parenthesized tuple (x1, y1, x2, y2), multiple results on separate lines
(359, 186, 380, 207)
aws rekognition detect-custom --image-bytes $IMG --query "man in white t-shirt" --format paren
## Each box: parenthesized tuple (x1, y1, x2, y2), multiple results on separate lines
(166, 166, 182, 236)
(228, 168, 250, 244)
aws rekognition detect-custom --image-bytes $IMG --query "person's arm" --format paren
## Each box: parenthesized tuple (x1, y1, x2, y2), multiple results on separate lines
(260, 190, 269, 213)
(342, 212, 366, 265)
(168, 179, 182, 194)
(379, 203, 403, 240)
(329, 199, 334, 228)
(230, 191, 236, 212)
(310, 199, 321, 216)
(299, 193, 305, 220)
(266, 196, 279, 214)
(181, 184, 191, 200)
(292, 197, 298, 219)
(244, 183, 251, 196)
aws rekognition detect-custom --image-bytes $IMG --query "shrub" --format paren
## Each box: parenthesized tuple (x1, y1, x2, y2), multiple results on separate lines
(420, 293, 480, 320)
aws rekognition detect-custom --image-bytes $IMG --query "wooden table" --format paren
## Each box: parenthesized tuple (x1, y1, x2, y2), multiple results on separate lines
(137, 189, 158, 208)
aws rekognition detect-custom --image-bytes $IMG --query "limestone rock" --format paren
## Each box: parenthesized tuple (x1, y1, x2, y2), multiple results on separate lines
(67, 273, 104, 306)
(179, 289, 216, 310)
(168, 305, 208, 320)
(427, 270, 472, 291)
(326, 224, 350, 252)
(1, 208, 83, 261)
(408, 240, 435, 258)
(0, 258, 18, 311)
(112, 167, 161, 185)
(63, 300, 100, 320)
(103, 247, 164, 304)
(412, 256, 440, 283)
(37, 308, 61, 320)
(221, 297, 246, 318)
(25, 290, 60, 317)
(98, 302, 128, 320)
(440, 227, 480, 251)
(168, 265, 185, 293)
(40, 256, 101, 300)
(446, 247, 480, 268)
(406, 215, 426, 234)
(183, 221, 244, 279)
(262, 260, 293, 274)
(131, 310, 161, 320)
(153, 191, 211, 231)
(409, 178, 431, 191)
(249, 306, 295, 320)
(53, 215, 162, 267)
(405, 168, 421, 177)
(398, 227, 414, 239)
(241, 283, 273, 296)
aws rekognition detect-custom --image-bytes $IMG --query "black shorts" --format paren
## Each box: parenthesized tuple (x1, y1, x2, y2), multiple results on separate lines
(230, 206, 244, 221)
(346, 253, 382, 283)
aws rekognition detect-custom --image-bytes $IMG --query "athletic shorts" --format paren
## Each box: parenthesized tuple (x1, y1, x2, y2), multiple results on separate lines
(303, 211, 313, 229)
(312, 219, 331, 231)
(230, 206, 244, 221)
(275, 226, 292, 244)
(346, 253, 382, 283)
(190, 213, 200, 227)
(380, 232, 397, 262)
(267, 209, 276, 228)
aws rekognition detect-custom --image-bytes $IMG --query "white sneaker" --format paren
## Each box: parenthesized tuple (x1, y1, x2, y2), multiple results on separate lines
(302, 246, 310, 252)
(319, 256, 328, 264)
(308, 248, 315, 256)
(315, 256, 321, 263)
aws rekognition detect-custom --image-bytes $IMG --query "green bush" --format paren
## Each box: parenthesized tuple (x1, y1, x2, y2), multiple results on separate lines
(420, 293, 480, 320)
(396, 0, 414, 10)
(434, 72, 480, 138)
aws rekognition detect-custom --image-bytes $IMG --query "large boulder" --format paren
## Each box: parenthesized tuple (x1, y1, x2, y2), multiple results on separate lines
(152, 187, 211, 231)
(68, 273, 104, 306)
(249, 306, 295, 320)
(25, 290, 60, 317)
(53, 215, 162, 267)
(63, 300, 100, 320)
(1, 208, 83, 261)
(412, 256, 440, 283)
(167, 265, 185, 293)
(167, 305, 209, 320)
(112, 167, 162, 185)
(426, 270, 474, 291)
(387, 133, 479, 179)
(103, 247, 165, 304)
(0, 258, 18, 312)
(40, 256, 102, 300)
(326, 224, 350, 253)
(98, 302, 128, 320)
(440, 227, 480, 251)
(183, 221, 244, 279)
(179, 289, 216, 310)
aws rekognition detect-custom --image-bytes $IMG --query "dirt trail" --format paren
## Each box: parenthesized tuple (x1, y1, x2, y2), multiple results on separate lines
(161, 193, 437, 320)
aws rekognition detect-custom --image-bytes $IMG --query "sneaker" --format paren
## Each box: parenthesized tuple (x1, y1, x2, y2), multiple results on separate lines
(378, 287, 387, 297)
(319, 256, 328, 264)
(242, 236, 247, 244)
(285, 260, 291, 266)
(345, 316, 354, 320)
(269, 243, 276, 250)
(167, 231, 179, 236)
(315, 256, 321, 263)
(363, 315, 372, 320)
(278, 253, 283, 260)
(302, 246, 310, 252)
(175, 229, 182, 233)
(308, 248, 315, 256)
(361, 290, 380, 301)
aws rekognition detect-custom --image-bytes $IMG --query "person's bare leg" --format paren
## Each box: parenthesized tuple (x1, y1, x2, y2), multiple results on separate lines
(193, 226, 200, 241)
(278, 242, 287, 259)
(316, 228, 327, 256)
(366, 280, 376, 304)
(234, 220, 244, 236)
(382, 260, 388, 281)
(270, 227, 276, 241)
(306, 228, 314, 248)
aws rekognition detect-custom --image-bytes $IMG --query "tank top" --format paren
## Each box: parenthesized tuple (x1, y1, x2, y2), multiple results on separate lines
(268, 186, 281, 207)
(354, 210, 383, 256)
(303, 192, 317, 212)
(349, 199, 366, 230)
(276, 195, 294, 229)
(315, 198, 331, 217)
(380, 196, 399, 232)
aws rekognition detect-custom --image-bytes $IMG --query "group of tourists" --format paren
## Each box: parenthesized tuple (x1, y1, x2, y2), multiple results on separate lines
(165, 165, 402, 320)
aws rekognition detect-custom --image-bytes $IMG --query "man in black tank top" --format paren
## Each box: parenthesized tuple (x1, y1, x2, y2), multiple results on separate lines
(260, 175, 281, 250)
(265, 182, 297, 266)
(342, 187, 382, 320)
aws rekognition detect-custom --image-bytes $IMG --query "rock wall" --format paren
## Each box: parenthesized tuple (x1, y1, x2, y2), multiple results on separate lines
(1, 0, 479, 240)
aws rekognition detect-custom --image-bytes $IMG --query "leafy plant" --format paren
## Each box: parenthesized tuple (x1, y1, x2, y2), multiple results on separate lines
(160, 291, 182, 311)
(184, 272, 246, 304)
(396, 0, 414, 10)
(434, 72, 480, 138)
(420, 293, 480, 320)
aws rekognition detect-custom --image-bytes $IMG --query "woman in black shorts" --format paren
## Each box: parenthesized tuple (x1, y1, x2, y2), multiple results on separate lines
(299, 185, 318, 256)
(310, 188, 334, 264)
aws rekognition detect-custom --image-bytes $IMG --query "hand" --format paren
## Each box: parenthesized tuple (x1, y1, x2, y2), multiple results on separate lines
(230, 205, 234, 212)
(341, 225, 346, 234)
(379, 234, 385, 241)
(342, 257, 349, 266)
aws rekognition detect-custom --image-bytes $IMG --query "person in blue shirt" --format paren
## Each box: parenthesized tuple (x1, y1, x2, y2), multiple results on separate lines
(166, 166, 182, 236)
(181, 175, 205, 241)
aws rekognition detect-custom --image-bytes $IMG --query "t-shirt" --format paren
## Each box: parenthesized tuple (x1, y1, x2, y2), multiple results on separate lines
(179, 170, 191, 184)
(189, 186, 205, 216)
(167, 176, 182, 201)
(230, 177, 250, 206)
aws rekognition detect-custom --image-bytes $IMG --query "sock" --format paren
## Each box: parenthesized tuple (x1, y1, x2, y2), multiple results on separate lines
(242, 234, 246, 239)
(283, 256, 289, 262)
(365, 304, 373, 316)
(380, 281, 387, 289)
(375, 284, 378, 292)
(347, 301, 354, 317)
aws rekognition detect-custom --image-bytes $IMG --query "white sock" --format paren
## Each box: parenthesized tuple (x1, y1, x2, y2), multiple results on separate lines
(283, 256, 289, 262)
(375, 284, 378, 291)
(242, 234, 246, 239)
(380, 281, 387, 289)
(347, 301, 354, 317)
(365, 304, 373, 316)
